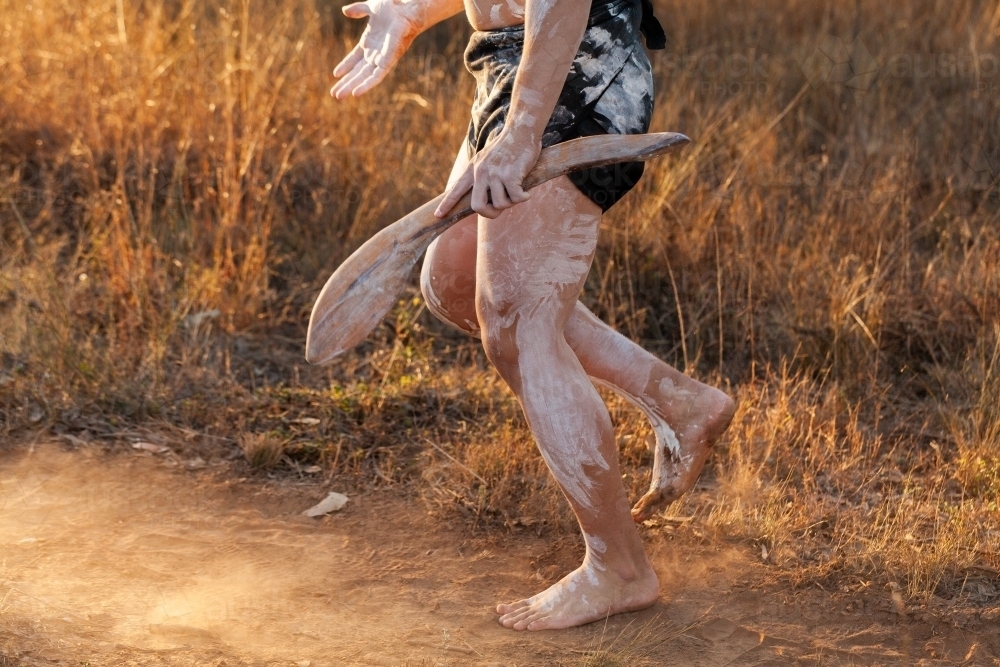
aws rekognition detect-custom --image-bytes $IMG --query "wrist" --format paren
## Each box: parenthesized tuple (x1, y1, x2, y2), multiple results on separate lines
(504, 108, 544, 146)
(394, 0, 457, 33)
(392, 0, 431, 34)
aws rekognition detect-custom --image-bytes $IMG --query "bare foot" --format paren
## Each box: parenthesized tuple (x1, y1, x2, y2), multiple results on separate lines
(497, 557, 659, 631)
(630, 385, 736, 522)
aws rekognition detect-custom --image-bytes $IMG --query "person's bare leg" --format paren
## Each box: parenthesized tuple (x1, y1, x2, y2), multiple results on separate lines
(567, 309, 736, 521)
(422, 147, 735, 522)
(421, 142, 483, 335)
(475, 176, 657, 631)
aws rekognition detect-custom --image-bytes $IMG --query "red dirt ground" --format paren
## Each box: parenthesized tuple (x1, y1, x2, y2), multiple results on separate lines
(1, 444, 997, 666)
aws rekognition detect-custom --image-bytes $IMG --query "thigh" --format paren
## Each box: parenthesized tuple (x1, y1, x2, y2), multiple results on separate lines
(421, 141, 480, 332)
(476, 175, 602, 334)
(432, 139, 477, 264)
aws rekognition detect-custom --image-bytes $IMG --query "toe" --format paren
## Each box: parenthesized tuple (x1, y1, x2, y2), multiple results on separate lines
(497, 599, 530, 615)
(501, 607, 536, 629)
(526, 615, 555, 631)
(631, 490, 664, 522)
(513, 611, 543, 631)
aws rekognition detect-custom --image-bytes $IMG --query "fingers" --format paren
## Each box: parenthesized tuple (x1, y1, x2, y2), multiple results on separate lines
(331, 62, 364, 98)
(332, 33, 400, 98)
(341, 2, 371, 18)
(474, 175, 532, 218)
(504, 179, 531, 205)
(472, 177, 501, 219)
(369, 33, 394, 68)
(488, 178, 511, 210)
(350, 65, 392, 96)
(434, 163, 531, 219)
(332, 55, 395, 99)
(332, 61, 375, 99)
(331, 2, 391, 99)
(434, 167, 474, 218)
(333, 43, 364, 79)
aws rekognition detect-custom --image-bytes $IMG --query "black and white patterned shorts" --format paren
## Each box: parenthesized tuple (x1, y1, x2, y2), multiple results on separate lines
(464, 0, 655, 212)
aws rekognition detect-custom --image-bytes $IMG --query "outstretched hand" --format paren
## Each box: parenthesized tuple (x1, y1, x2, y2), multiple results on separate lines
(331, 0, 423, 99)
(434, 125, 540, 219)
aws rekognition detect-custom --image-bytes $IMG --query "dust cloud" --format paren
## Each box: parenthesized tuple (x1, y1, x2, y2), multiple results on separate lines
(1, 444, 993, 666)
(0, 444, 504, 665)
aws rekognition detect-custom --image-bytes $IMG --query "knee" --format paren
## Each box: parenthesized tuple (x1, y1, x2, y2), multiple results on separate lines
(477, 302, 520, 374)
(476, 293, 557, 385)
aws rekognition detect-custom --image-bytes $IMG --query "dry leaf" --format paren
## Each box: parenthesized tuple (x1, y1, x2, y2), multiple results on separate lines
(304, 491, 349, 517)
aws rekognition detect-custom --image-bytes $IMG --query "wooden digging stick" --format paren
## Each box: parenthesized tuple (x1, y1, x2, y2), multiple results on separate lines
(306, 132, 690, 364)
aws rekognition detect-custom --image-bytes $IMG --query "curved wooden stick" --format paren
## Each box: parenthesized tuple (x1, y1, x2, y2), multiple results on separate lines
(306, 132, 690, 364)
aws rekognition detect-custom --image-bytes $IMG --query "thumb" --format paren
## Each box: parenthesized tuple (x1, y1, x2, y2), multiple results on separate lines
(434, 167, 474, 218)
(342, 2, 371, 18)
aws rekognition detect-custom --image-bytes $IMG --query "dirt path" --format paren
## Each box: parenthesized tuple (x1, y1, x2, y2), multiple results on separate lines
(1, 444, 996, 666)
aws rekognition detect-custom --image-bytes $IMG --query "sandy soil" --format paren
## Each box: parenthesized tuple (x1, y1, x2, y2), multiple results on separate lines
(1, 444, 997, 666)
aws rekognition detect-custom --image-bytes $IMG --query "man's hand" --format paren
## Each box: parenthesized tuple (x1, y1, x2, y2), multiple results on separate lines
(434, 0, 590, 220)
(332, 0, 425, 99)
(434, 125, 539, 219)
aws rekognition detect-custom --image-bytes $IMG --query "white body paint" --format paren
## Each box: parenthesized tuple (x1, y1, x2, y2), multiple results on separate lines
(478, 194, 610, 513)
(504, 0, 524, 18)
(591, 378, 681, 458)
(332, 0, 735, 633)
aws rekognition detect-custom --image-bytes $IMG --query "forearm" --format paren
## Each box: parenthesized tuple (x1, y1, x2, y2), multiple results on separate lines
(433, 0, 589, 218)
(508, 0, 589, 141)
(397, 0, 465, 32)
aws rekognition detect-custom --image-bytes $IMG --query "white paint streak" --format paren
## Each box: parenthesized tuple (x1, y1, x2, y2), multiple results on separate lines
(659, 423, 682, 458)
(478, 187, 608, 513)
(504, 0, 524, 18)
(517, 88, 544, 107)
(590, 377, 681, 458)
(584, 533, 607, 554)
(520, 114, 537, 128)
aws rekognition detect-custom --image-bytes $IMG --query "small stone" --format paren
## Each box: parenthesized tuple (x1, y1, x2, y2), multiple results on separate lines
(304, 491, 349, 517)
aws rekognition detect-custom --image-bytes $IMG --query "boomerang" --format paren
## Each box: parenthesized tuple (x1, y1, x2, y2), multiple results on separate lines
(306, 132, 690, 364)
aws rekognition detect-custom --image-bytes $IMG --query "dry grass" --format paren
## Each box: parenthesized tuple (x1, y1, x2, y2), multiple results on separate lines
(574, 616, 683, 667)
(1, 0, 999, 603)
(239, 430, 286, 469)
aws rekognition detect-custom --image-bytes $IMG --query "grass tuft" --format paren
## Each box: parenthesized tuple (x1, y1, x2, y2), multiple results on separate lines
(239, 431, 287, 471)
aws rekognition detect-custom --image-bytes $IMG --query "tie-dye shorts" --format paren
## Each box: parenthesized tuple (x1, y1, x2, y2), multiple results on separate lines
(464, 0, 655, 212)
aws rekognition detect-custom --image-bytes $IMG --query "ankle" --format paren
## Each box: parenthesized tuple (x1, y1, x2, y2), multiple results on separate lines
(588, 547, 653, 583)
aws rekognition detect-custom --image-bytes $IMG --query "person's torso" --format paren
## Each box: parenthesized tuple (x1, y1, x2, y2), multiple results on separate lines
(463, 0, 526, 32)
(462, 0, 658, 43)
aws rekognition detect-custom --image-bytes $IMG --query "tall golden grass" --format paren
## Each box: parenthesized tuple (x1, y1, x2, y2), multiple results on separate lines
(1, 0, 998, 601)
